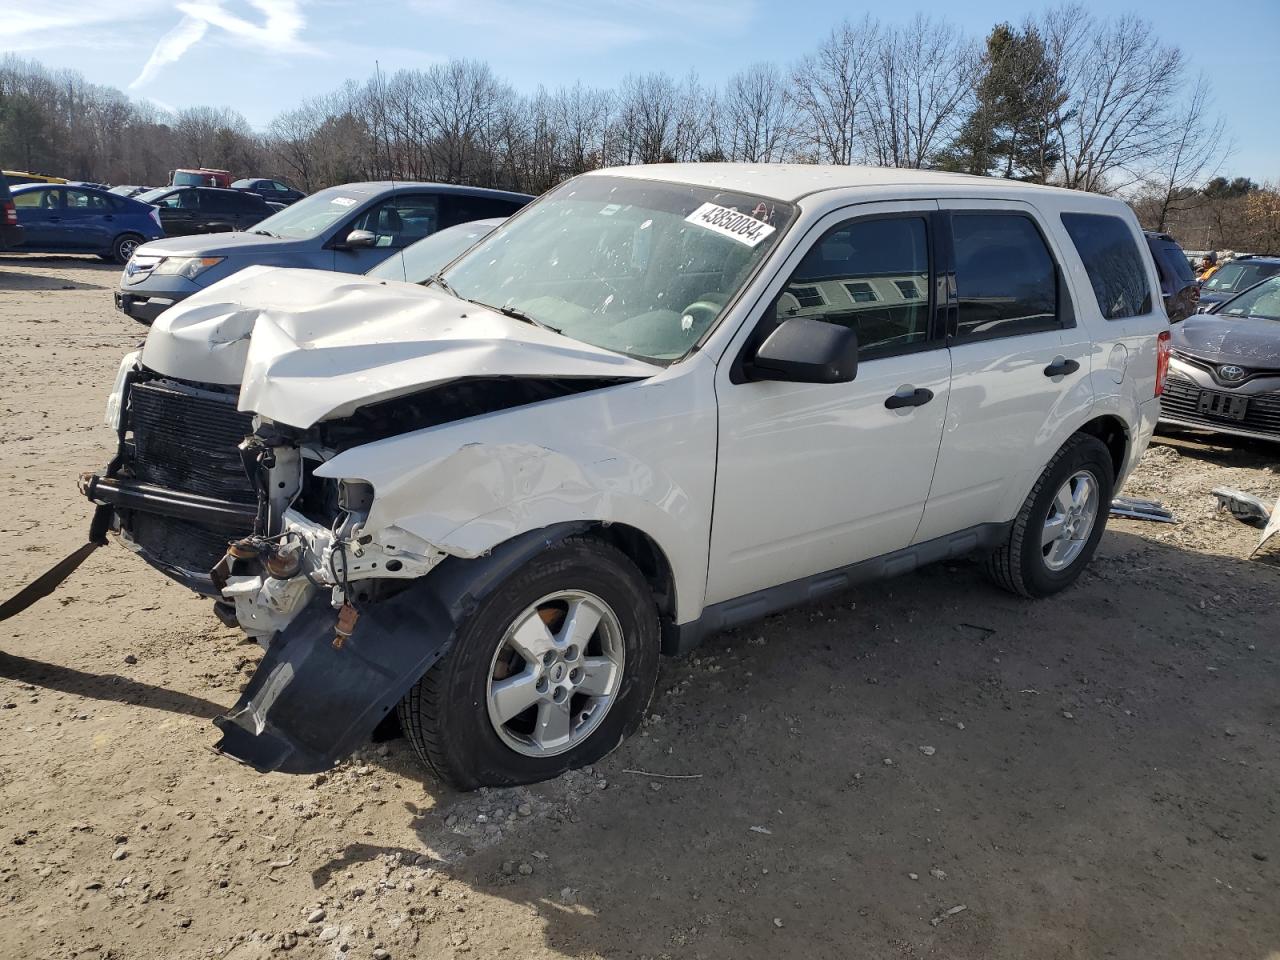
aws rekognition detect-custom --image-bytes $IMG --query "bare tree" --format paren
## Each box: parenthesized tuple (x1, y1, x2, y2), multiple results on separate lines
(719, 62, 795, 162)
(1041, 7, 1184, 192)
(864, 15, 977, 169)
(790, 16, 879, 165)
(1144, 75, 1230, 231)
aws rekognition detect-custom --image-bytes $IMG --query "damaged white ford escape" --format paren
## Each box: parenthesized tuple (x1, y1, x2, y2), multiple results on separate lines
(79, 165, 1170, 788)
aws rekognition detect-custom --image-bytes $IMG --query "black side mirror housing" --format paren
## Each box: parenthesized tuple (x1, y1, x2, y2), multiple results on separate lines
(750, 316, 858, 384)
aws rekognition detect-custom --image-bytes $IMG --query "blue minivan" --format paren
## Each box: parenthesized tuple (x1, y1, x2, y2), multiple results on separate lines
(10, 183, 163, 263)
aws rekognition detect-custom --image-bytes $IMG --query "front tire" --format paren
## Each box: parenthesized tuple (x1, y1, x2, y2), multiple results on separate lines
(984, 433, 1114, 598)
(398, 537, 660, 789)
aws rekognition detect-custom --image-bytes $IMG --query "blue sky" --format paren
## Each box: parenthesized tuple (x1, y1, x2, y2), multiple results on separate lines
(3, 0, 1276, 181)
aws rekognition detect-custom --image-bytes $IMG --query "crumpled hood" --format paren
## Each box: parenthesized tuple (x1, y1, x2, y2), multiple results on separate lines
(141, 265, 657, 428)
(134, 232, 297, 259)
(1171, 313, 1280, 368)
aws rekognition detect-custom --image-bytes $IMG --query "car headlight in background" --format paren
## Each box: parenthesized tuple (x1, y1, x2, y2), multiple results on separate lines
(104, 350, 141, 429)
(152, 256, 224, 281)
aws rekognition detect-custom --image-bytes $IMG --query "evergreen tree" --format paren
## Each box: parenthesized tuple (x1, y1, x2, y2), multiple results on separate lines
(936, 23, 1069, 182)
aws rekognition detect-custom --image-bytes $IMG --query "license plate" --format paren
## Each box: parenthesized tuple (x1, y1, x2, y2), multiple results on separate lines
(1197, 390, 1249, 421)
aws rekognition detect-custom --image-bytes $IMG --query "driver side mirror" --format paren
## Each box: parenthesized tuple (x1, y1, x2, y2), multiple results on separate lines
(750, 317, 858, 384)
(341, 229, 376, 250)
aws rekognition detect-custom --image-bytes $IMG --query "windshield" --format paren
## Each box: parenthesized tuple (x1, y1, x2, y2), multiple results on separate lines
(368, 218, 501, 283)
(1205, 261, 1279, 292)
(441, 175, 795, 362)
(1218, 276, 1280, 321)
(135, 188, 169, 204)
(246, 187, 369, 240)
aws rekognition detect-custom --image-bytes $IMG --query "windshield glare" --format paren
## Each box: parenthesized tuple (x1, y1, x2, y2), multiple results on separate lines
(1220, 276, 1280, 321)
(368, 219, 501, 283)
(248, 188, 369, 240)
(441, 176, 795, 362)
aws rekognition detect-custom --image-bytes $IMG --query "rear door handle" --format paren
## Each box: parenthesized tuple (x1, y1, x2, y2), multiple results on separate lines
(1044, 357, 1080, 378)
(885, 388, 934, 410)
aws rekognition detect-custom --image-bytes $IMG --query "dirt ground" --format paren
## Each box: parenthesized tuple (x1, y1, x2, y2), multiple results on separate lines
(1, 253, 1277, 960)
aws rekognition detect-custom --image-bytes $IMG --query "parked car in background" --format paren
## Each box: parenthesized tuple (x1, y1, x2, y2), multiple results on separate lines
(10, 183, 162, 262)
(1198, 255, 1280, 310)
(86, 165, 1168, 787)
(3, 170, 68, 186)
(0, 171, 25, 251)
(108, 185, 154, 198)
(170, 167, 232, 188)
(115, 181, 532, 323)
(134, 186, 273, 237)
(232, 178, 306, 206)
(1161, 274, 1280, 443)
(1144, 231, 1199, 321)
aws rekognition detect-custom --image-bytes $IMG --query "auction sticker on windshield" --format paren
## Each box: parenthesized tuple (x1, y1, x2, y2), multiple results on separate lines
(685, 202, 776, 247)
(330, 197, 357, 207)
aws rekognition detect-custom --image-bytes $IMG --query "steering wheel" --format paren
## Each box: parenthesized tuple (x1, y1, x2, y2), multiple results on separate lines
(679, 299, 723, 335)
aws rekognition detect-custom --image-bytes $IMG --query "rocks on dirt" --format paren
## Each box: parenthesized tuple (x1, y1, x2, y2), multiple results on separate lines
(929, 868, 947, 880)
(919, 745, 937, 757)
(307, 908, 326, 923)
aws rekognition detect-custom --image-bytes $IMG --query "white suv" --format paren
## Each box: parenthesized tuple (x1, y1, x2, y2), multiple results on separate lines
(83, 164, 1170, 788)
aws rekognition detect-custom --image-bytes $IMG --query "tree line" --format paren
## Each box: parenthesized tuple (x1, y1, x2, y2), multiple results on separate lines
(2, 4, 1275, 252)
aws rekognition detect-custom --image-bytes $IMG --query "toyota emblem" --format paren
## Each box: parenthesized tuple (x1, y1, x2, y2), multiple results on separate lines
(1218, 364, 1246, 382)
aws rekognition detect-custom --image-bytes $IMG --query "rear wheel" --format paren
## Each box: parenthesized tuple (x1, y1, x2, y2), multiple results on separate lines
(111, 233, 143, 265)
(398, 537, 660, 789)
(984, 433, 1114, 598)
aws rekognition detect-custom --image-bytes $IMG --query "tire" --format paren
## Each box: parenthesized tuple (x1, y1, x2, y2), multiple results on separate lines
(984, 433, 1114, 598)
(398, 536, 661, 789)
(111, 233, 143, 265)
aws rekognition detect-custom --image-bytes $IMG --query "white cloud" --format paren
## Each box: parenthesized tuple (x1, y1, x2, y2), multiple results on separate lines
(130, 0, 313, 89)
(130, 16, 209, 89)
(0, 0, 170, 50)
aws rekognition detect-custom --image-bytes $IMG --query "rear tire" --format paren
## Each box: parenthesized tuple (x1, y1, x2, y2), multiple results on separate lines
(111, 233, 143, 265)
(398, 536, 660, 790)
(984, 433, 1114, 598)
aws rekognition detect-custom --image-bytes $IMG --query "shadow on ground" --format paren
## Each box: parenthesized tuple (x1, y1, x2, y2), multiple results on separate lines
(0, 650, 227, 719)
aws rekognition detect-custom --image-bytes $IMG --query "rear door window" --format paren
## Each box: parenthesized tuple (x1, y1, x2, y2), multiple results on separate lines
(1060, 213, 1154, 319)
(351, 194, 439, 247)
(440, 194, 527, 227)
(951, 213, 1060, 341)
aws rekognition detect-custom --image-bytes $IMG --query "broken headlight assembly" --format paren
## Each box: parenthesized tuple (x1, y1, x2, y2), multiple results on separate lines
(103, 349, 141, 429)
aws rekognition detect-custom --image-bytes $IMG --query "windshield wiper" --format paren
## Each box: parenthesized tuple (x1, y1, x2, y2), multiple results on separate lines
(249, 228, 278, 238)
(488, 302, 562, 334)
(426, 272, 459, 298)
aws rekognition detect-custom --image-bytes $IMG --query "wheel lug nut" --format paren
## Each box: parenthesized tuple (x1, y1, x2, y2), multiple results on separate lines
(542, 651, 556, 667)
(552, 686, 568, 703)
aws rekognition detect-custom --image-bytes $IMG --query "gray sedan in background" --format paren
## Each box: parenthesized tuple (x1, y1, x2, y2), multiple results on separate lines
(1161, 275, 1280, 443)
(115, 182, 531, 324)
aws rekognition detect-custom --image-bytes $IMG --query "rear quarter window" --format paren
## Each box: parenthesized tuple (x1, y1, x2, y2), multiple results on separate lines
(1060, 213, 1153, 320)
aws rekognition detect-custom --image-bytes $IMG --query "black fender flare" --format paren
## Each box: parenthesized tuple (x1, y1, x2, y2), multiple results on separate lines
(212, 521, 590, 774)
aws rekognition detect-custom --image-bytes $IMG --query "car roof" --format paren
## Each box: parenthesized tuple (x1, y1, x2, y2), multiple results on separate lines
(1231, 255, 1280, 265)
(319, 181, 533, 202)
(585, 162, 1105, 205)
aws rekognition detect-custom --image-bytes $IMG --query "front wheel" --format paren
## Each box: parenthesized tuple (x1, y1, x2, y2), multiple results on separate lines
(398, 537, 660, 789)
(984, 433, 1114, 598)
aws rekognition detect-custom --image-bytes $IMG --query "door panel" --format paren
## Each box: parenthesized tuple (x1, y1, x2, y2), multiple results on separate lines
(12, 188, 62, 247)
(60, 189, 113, 251)
(707, 200, 947, 606)
(915, 200, 1093, 542)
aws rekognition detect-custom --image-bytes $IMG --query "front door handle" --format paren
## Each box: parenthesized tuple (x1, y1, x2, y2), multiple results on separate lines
(1044, 357, 1080, 378)
(885, 387, 934, 410)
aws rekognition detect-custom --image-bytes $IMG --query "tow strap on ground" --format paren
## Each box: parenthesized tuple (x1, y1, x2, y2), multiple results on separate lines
(0, 505, 111, 624)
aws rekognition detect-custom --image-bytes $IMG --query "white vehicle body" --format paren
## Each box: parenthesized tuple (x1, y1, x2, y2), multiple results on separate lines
(84, 164, 1168, 783)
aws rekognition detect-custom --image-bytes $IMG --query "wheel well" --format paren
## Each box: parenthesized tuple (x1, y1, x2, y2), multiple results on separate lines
(583, 523, 678, 649)
(1075, 415, 1129, 480)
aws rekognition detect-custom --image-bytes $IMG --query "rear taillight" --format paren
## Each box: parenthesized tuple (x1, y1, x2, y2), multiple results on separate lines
(1155, 330, 1171, 397)
(2, 202, 16, 226)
